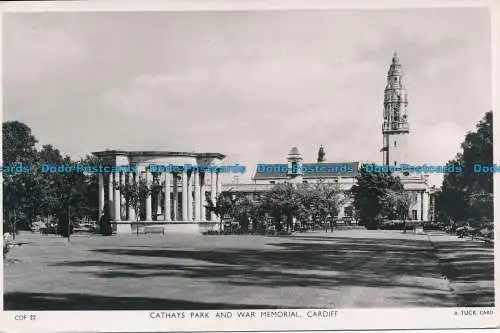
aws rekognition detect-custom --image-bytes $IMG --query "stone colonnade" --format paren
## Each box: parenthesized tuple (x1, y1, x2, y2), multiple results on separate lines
(97, 168, 223, 222)
(409, 190, 430, 221)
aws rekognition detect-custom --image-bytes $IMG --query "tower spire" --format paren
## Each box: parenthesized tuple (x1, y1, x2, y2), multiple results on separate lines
(392, 52, 399, 63)
(382, 52, 409, 166)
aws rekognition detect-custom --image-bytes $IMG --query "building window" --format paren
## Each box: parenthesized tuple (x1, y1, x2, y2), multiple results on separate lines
(394, 161, 397, 166)
(344, 206, 353, 218)
(394, 141, 397, 147)
(303, 180, 308, 184)
(412, 210, 417, 220)
(270, 181, 275, 184)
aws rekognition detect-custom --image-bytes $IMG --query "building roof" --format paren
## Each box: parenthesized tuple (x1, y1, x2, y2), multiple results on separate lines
(253, 162, 360, 180)
(91, 150, 226, 159)
(289, 146, 301, 155)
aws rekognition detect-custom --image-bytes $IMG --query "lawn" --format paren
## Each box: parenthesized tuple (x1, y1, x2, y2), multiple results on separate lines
(3, 229, 494, 310)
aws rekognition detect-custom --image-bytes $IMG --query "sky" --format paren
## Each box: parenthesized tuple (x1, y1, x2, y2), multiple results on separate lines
(2, 7, 491, 186)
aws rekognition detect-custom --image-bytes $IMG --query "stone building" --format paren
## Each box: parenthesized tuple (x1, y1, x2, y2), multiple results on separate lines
(224, 53, 437, 223)
(94, 53, 436, 234)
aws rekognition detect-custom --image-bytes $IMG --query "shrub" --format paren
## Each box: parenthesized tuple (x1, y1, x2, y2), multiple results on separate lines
(3, 233, 14, 256)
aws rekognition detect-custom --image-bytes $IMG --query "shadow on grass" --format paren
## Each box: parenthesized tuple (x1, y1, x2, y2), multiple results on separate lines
(426, 235, 495, 308)
(47, 236, 465, 307)
(456, 290, 495, 307)
(429, 240, 494, 282)
(3, 292, 277, 310)
(6, 233, 494, 309)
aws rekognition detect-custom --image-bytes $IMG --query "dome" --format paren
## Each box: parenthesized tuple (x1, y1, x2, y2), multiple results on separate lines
(287, 146, 302, 161)
(317, 145, 326, 162)
(289, 146, 301, 155)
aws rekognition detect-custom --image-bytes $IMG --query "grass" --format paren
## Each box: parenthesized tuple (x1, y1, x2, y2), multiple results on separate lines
(3, 229, 494, 310)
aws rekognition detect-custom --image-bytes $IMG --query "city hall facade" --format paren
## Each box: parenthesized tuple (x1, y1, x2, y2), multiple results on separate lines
(93, 53, 436, 234)
(227, 53, 437, 224)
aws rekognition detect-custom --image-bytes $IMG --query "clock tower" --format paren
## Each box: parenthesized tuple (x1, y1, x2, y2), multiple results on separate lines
(382, 52, 409, 166)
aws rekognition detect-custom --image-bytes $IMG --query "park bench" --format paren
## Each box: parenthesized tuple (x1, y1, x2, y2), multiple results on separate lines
(143, 226, 165, 235)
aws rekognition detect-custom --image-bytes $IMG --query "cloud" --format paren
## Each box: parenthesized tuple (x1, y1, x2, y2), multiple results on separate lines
(2, 9, 491, 189)
(3, 14, 88, 84)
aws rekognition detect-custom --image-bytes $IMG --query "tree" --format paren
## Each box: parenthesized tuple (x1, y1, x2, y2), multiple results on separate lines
(2, 121, 111, 238)
(36, 149, 88, 238)
(382, 190, 411, 232)
(78, 155, 101, 221)
(396, 191, 412, 231)
(437, 111, 493, 228)
(351, 165, 407, 230)
(262, 183, 298, 231)
(2, 121, 38, 164)
(294, 182, 344, 231)
(231, 195, 256, 233)
(115, 176, 151, 236)
(2, 121, 39, 236)
(205, 192, 237, 232)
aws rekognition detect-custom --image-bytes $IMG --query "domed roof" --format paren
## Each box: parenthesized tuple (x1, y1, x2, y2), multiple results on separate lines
(317, 145, 326, 162)
(289, 146, 301, 155)
(287, 146, 302, 161)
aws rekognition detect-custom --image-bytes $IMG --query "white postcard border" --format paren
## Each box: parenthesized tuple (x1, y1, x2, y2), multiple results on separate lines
(1, 0, 498, 332)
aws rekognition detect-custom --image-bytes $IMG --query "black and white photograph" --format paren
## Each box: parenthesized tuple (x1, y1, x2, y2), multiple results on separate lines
(1, 0, 497, 331)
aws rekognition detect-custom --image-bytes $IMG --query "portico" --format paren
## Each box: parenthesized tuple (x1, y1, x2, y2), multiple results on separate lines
(92, 150, 226, 234)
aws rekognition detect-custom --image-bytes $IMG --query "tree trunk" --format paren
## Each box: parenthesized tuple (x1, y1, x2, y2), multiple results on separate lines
(12, 211, 16, 240)
(136, 205, 140, 236)
(67, 208, 71, 242)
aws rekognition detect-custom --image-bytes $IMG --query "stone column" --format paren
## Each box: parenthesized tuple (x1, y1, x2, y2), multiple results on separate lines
(136, 168, 142, 221)
(194, 173, 200, 220)
(182, 171, 188, 220)
(145, 171, 153, 221)
(200, 173, 206, 221)
(108, 173, 114, 219)
(187, 172, 193, 221)
(155, 174, 162, 219)
(98, 173, 104, 219)
(210, 171, 216, 221)
(173, 173, 179, 221)
(128, 172, 136, 221)
(415, 191, 421, 221)
(430, 194, 436, 222)
(216, 171, 222, 196)
(113, 172, 121, 221)
(164, 173, 171, 221)
(120, 172, 126, 220)
(420, 191, 425, 221)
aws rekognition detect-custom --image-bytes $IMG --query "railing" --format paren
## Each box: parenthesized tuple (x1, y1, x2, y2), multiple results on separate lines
(382, 122, 409, 131)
